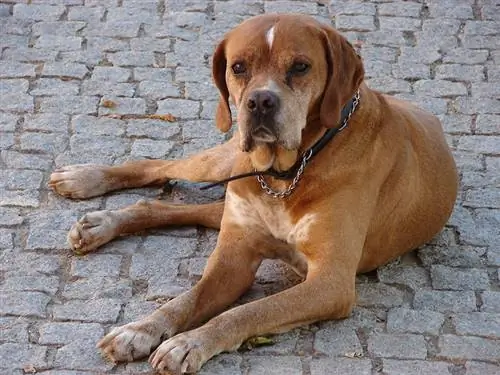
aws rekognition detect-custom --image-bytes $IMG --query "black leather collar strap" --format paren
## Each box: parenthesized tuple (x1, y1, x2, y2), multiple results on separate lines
(200, 92, 359, 191)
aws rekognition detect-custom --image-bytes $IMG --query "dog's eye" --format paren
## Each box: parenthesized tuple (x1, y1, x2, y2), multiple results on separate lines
(289, 62, 310, 75)
(231, 62, 246, 75)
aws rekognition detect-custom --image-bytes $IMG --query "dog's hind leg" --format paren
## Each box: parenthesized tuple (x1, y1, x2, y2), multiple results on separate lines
(49, 136, 238, 199)
(67, 199, 224, 254)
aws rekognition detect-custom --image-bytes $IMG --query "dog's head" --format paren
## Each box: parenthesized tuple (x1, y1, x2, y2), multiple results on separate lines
(212, 14, 364, 172)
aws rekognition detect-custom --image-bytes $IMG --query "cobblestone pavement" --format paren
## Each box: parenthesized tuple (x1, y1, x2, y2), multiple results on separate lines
(0, 0, 499, 374)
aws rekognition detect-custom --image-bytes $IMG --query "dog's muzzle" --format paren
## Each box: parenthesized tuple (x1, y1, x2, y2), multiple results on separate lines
(246, 90, 280, 144)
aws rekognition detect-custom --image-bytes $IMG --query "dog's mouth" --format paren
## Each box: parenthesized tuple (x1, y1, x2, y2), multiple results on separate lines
(248, 143, 299, 173)
(240, 123, 299, 173)
(251, 126, 278, 144)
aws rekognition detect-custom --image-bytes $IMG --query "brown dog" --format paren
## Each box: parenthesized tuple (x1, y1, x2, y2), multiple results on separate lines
(49, 14, 458, 374)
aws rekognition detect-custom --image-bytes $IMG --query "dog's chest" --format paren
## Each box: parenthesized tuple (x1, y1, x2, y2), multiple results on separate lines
(226, 190, 315, 244)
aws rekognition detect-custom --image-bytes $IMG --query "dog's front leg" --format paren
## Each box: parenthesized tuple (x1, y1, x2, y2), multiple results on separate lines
(149, 215, 366, 374)
(97, 223, 263, 363)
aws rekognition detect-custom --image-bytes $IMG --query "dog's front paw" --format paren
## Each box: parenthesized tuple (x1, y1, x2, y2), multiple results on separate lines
(149, 329, 217, 374)
(97, 321, 164, 363)
(67, 210, 119, 254)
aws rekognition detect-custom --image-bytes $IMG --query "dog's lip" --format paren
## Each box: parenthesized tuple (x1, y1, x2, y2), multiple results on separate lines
(251, 127, 277, 143)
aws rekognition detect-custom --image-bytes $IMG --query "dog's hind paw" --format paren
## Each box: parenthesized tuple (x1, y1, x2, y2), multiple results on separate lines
(68, 210, 119, 254)
(49, 164, 112, 199)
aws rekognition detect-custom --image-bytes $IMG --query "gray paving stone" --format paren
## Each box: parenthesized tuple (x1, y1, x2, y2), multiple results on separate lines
(379, 16, 421, 31)
(31, 78, 80, 96)
(0, 229, 13, 249)
(0, 113, 19, 132)
(387, 308, 444, 335)
(247, 356, 302, 375)
(0, 169, 44, 190)
(198, 354, 242, 375)
(25, 229, 69, 251)
(68, 6, 105, 23)
(414, 290, 477, 313)
(35, 35, 82, 51)
(439, 114, 473, 134)
(0, 253, 61, 274)
(98, 97, 146, 116)
(54, 336, 114, 372)
(0, 207, 24, 226)
(69, 134, 128, 157)
(40, 96, 98, 115)
(414, 80, 467, 97)
(438, 335, 500, 361)
(335, 15, 375, 31)
(310, 358, 372, 375)
(52, 299, 121, 323)
(87, 21, 141, 38)
(2, 47, 58, 62)
(377, 265, 431, 291)
(427, 1, 473, 19)
(0, 317, 29, 343)
(314, 326, 362, 356)
(481, 291, 500, 313)
(39, 322, 103, 344)
(20, 132, 68, 154)
(443, 48, 489, 65)
(0, 291, 50, 318)
(431, 265, 490, 290)
(133, 67, 173, 81)
(130, 139, 176, 159)
(138, 80, 180, 100)
(476, 115, 500, 135)
(0, 343, 48, 372)
(13, 4, 65, 21)
(91, 66, 131, 82)
(0, 190, 40, 208)
(368, 333, 427, 359)
(399, 47, 441, 64)
(82, 80, 136, 97)
(435, 64, 485, 82)
(72, 114, 125, 136)
(465, 361, 500, 375)
(108, 51, 155, 67)
(418, 246, 485, 268)
(86, 37, 128, 52)
(23, 113, 70, 132)
(157, 98, 201, 119)
(122, 299, 159, 323)
(1, 274, 59, 295)
(457, 136, 500, 154)
(356, 283, 406, 308)
(70, 254, 123, 278)
(452, 312, 500, 339)
(62, 277, 133, 300)
(392, 63, 430, 80)
(42, 62, 89, 79)
(382, 359, 452, 375)
(126, 119, 180, 139)
(464, 188, 500, 209)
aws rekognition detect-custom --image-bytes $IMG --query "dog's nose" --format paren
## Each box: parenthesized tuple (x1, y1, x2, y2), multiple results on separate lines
(247, 90, 280, 115)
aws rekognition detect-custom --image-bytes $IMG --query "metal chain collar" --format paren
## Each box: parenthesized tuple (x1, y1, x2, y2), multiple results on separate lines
(256, 90, 361, 199)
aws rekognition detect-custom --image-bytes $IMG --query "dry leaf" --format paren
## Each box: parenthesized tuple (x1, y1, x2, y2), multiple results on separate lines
(344, 351, 364, 358)
(23, 364, 37, 374)
(244, 336, 274, 349)
(101, 99, 117, 108)
(147, 113, 177, 122)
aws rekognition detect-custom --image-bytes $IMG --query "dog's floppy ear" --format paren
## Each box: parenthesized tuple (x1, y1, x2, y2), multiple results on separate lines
(319, 25, 364, 129)
(212, 39, 232, 132)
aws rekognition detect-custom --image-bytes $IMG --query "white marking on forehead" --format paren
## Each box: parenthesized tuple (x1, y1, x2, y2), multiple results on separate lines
(266, 26, 275, 50)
